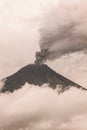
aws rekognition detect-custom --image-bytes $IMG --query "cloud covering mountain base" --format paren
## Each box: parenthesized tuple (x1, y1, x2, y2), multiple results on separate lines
(0, 83, 87, 130)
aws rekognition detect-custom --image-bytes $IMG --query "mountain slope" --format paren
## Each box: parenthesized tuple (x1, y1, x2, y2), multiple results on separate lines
(0, 64, 87, 93)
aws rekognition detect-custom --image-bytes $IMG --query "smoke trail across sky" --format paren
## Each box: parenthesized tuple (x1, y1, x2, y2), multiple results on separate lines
(37, 0, 87, 62)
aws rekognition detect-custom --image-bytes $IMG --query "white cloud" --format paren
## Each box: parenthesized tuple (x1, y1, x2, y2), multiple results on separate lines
(0, 84, 87, 130)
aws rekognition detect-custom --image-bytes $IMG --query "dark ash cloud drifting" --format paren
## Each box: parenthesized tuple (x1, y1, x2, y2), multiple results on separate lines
(35, 0, 87, 63)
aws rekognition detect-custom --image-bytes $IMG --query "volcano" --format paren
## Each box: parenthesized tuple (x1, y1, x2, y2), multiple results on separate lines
(0, 64, 86, 93)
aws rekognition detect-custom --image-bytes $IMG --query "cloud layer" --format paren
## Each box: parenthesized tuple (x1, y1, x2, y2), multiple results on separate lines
(0, 84, 87, 130)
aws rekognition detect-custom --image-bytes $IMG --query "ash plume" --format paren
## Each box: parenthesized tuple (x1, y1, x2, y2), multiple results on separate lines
(35, 0, 87, 64)
(35, 50, 48, 65)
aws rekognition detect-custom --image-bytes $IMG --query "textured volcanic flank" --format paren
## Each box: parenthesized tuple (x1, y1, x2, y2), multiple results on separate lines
(1, 64, 87, 93)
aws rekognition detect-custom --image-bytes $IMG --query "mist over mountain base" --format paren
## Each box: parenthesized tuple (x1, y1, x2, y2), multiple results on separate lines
(0, 83, 87, 130)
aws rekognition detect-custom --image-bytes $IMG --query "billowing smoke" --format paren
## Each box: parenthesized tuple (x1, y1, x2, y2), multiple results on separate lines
(35, 50, 48, 65)
(35, 0, 87, 64)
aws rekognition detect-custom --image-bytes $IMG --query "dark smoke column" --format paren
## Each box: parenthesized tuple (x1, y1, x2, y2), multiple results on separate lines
(35, 49, 48, 65)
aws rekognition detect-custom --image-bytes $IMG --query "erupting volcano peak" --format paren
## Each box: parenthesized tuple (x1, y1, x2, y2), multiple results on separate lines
(0, 63, 87, 93)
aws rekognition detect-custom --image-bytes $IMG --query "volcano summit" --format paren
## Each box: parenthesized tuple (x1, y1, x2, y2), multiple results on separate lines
(0, 63, 86, 93)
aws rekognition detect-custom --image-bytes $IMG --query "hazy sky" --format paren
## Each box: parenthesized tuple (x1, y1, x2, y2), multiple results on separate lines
(0, 0, 58, 78)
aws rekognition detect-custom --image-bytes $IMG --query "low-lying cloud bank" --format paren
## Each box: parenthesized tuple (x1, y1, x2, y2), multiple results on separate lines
(0, 83, 87, 130)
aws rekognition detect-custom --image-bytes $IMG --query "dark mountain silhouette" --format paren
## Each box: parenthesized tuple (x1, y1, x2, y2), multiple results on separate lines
(1, 64, 87, 93)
